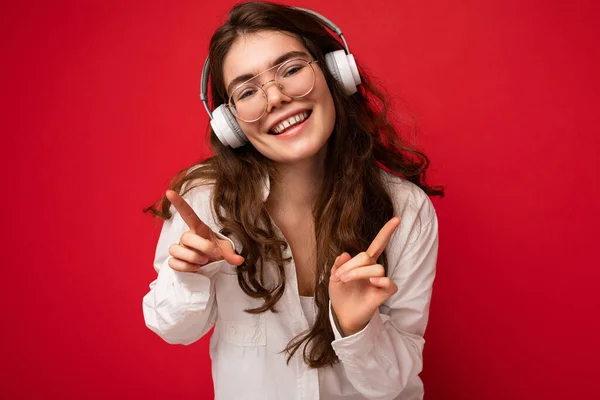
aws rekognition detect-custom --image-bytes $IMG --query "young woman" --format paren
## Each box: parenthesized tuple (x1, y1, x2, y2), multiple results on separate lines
(143, 2, 444, 399)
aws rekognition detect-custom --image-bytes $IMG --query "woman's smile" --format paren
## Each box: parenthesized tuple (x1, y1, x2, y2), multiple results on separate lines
(267, 110, 313, 139)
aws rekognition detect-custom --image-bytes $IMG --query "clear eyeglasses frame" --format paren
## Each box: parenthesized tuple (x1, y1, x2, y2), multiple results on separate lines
(226, 59, 319, 123)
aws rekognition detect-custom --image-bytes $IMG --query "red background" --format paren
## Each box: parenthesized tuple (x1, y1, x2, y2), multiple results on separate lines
(2, 0, 599, 398)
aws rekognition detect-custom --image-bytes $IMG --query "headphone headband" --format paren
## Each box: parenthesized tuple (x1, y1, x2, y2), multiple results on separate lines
(293, 7, 351, 53)
(200, 57, 212, 118)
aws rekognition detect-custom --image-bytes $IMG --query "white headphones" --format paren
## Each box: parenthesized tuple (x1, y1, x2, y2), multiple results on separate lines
(200, 7, 361, 148)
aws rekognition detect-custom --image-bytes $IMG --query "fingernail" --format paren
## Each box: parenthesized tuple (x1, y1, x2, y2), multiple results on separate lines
(340, 273, 349, 282)
(212, 247, 222, 258)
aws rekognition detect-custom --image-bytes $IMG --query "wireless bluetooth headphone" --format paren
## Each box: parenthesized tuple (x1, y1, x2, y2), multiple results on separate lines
(199, 7, 362, 148)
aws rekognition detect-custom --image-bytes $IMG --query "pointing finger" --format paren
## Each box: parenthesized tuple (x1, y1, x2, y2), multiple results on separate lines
(366, 216, 401, 260)
(166, 190, 212, 238)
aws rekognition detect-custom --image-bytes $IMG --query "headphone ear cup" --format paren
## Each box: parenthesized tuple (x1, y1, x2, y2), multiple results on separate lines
(324, 49, 362, 95)
(210, 105, 248, 148)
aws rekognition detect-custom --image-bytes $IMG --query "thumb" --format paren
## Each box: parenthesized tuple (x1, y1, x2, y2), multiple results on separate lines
(215, 237, 245, 266)
(330, 252, 352, 282)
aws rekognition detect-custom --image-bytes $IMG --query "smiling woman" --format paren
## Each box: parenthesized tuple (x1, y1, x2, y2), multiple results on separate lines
(142, 2, 444, 400)
(222, 30, 336, 163)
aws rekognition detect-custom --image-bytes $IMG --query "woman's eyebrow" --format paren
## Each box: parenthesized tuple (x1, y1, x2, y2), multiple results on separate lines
(226, 50, 309, 94)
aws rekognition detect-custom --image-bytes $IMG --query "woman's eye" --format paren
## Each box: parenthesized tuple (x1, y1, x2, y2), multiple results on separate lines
(237, 89, 256, 101)
(283, 66, 303, 77)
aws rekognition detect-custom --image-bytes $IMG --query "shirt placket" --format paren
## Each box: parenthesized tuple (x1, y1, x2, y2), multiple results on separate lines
(270, 217, 320, 400)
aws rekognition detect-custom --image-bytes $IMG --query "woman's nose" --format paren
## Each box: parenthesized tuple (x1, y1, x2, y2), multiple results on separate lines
(263, 80, 292, 112)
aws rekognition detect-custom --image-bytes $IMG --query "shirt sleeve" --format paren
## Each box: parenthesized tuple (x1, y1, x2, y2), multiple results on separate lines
(328, 197, 439, 400)
(142, 188, 234, 345)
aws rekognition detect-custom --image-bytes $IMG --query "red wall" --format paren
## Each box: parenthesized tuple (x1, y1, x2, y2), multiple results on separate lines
(2, 0, 599, 398)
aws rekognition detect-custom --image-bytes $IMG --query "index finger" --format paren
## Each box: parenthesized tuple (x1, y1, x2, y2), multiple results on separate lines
(165, 189, 212, 238)
(366, 216, 401, 260)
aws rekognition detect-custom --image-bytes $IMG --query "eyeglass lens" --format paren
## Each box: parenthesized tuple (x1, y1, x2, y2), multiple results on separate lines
(229, 59, 316, 122)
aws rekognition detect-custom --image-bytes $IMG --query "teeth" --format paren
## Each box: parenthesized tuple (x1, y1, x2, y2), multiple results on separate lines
(272, 111, 309, 134)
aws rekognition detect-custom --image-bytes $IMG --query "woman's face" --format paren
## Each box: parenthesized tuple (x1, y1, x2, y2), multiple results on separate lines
(222, 31, 336, 164)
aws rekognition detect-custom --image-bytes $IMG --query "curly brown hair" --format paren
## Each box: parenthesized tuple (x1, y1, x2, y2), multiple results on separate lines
(145, 1, 444, 369)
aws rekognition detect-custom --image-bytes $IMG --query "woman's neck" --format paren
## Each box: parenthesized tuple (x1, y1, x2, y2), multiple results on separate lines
(267, 147, 327, 212)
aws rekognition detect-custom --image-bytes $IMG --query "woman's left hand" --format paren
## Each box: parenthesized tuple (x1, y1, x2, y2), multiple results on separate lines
(329, 217, 401, 336)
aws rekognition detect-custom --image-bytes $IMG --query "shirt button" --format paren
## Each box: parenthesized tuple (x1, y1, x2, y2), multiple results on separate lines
(230, 327, 236, 336)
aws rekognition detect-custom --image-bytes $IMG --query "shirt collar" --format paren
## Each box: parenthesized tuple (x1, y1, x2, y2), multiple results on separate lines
(261, 173, 271, 203)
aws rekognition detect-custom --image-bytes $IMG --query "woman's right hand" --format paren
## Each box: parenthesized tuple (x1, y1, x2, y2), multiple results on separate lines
(165, 189, 245, 272)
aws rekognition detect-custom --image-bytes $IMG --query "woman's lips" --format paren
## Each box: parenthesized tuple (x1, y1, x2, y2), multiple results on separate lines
(268, 111, 312, 135)
(268, 110, 312, 139)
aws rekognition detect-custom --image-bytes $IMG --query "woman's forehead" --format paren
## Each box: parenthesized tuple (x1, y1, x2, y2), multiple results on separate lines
(223, 31, 307, 84)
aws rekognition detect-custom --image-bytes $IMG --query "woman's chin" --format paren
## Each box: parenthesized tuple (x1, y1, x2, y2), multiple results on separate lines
(264, 136, 330, 164)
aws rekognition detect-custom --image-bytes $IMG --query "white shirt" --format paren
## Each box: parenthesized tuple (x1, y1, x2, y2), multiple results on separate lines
(142, 170, 439, 400)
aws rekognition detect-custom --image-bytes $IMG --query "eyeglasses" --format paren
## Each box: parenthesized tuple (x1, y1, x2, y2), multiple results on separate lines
(227, 59, 318, 122)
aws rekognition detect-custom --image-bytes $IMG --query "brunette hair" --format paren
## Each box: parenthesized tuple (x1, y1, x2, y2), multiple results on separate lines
(145, 1, 444, 368)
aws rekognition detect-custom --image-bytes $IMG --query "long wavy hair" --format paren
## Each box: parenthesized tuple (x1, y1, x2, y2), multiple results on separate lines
(145, 1, 444, 368)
